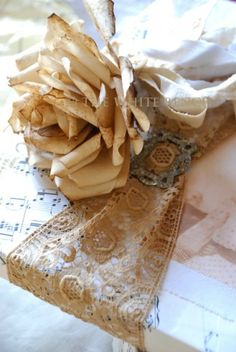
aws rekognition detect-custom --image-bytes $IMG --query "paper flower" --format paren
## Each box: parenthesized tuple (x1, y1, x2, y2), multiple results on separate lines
(8, 2, 150, 200)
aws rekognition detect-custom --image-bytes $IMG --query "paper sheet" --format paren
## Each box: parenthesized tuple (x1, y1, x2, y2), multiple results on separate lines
(0, 135, 69, 260)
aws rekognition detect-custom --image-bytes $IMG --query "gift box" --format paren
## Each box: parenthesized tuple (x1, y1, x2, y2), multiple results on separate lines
(113, 132, 236, 352)
(2, 0, 236, 351)
(3, 130, 236, 352)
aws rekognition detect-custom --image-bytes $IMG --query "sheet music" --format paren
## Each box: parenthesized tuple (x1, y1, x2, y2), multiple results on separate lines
(0, 151, 69, 259)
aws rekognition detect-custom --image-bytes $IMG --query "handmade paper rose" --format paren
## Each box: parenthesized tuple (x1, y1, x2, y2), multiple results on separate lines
(8, 2, 150, 200)
(9, 0, 228, 201)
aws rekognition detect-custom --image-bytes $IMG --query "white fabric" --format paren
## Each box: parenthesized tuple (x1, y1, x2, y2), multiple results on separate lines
(0, 278, 112, 352)
(118, 0, 236, 111)
(119, 0, 236, 77)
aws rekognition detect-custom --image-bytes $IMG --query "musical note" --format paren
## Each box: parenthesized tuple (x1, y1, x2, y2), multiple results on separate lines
(0, 220, 20, 237)
(5, 197, 26, 210)
(143, 29, 148, 39)
(204, 331, 219, 352)
(25, 220, 44, 234)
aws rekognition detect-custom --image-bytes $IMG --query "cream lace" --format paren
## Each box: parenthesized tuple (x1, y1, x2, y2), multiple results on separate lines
(7, 101, 235, 350)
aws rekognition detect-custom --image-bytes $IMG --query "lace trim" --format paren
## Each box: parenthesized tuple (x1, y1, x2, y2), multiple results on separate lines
(6, 103, 235, 350)
(7, 174, 184, 349)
